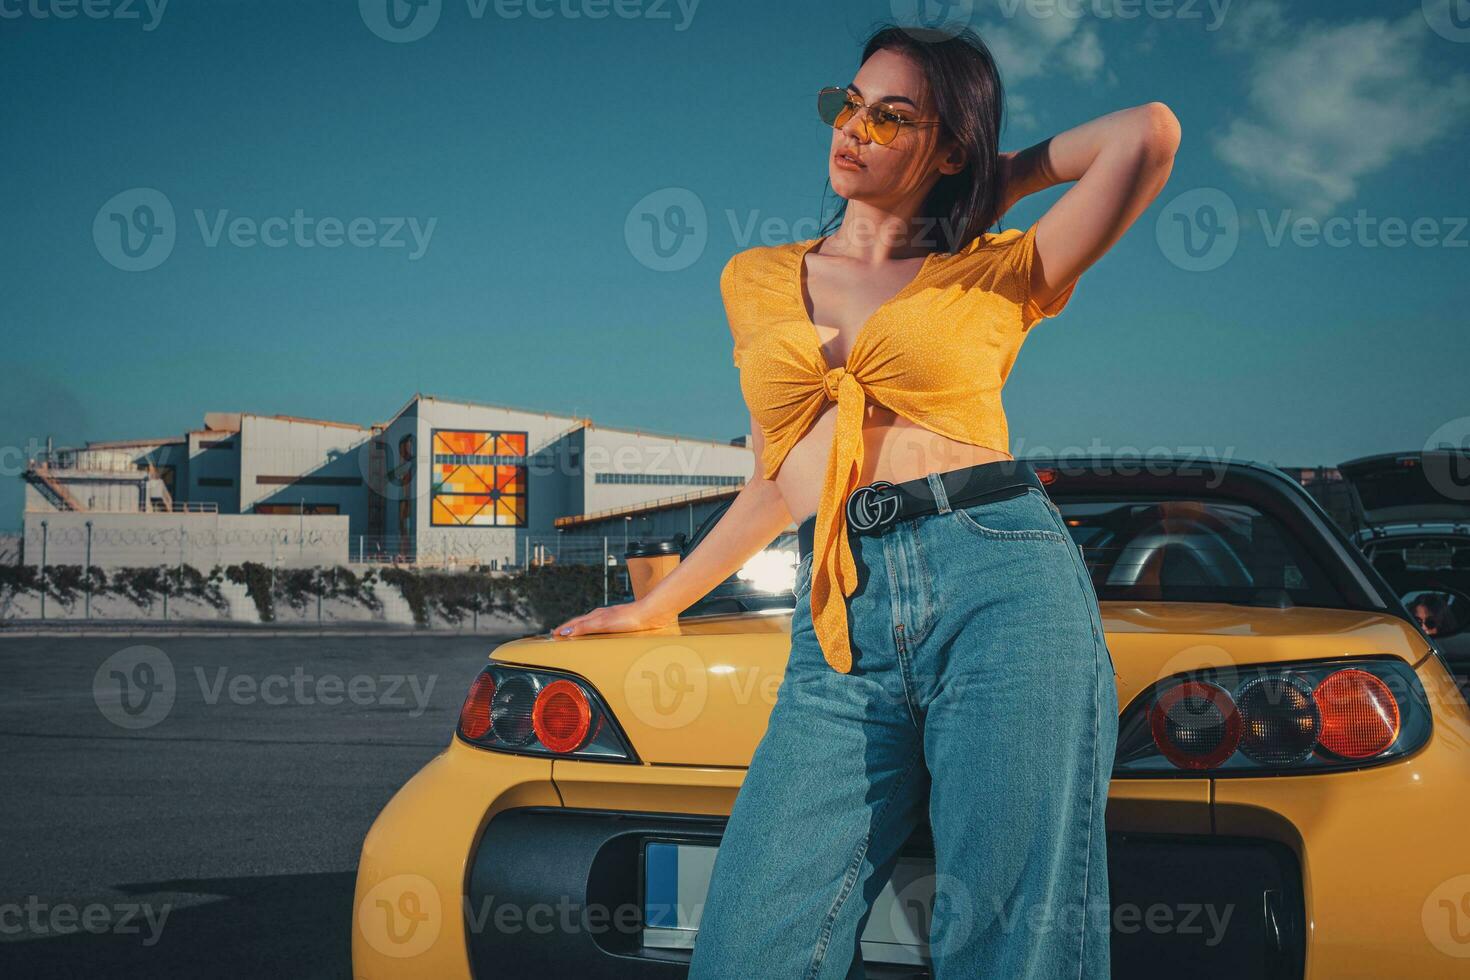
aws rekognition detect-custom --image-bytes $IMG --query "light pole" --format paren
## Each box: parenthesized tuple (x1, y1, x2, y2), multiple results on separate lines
(39, 520, 48, 621)
(84, 519, 93, 620)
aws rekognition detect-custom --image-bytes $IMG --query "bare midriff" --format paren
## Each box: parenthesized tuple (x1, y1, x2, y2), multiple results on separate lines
(776, 399, 1013, 525)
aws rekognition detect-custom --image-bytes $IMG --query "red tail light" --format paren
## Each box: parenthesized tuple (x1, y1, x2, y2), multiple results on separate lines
(532, 679, 592, 753)
(455, 665, 636, 762)
(1314, 668, 1400, 759)
(1117, 657, 1429, 776)
(1148, 680, 1240, 770)
(459, 671, 495, 740)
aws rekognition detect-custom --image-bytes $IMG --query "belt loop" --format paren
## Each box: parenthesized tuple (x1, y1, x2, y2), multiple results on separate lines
(926, 470, 952, 514)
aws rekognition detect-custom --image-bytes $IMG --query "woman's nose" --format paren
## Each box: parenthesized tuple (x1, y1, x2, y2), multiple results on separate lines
(840, 106, 871, 144)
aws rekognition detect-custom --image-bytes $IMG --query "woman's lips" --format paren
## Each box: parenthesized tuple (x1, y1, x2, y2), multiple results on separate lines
(833, 152, 864, 171)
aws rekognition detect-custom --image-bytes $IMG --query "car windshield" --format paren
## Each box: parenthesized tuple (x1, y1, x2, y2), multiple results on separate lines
(681, 495, 1351, 614)
(1364, 537, 1470, 611)
(1054, 496, 1346, 608)
(681, 530, 804, 615)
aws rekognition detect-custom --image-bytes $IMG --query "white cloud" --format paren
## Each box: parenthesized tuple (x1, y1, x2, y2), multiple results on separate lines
(981, 5, 1107, 85)
(1212, 0, 1470, 217)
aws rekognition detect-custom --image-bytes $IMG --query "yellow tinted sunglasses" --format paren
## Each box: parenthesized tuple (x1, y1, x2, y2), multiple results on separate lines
(817, 86, 940, 145)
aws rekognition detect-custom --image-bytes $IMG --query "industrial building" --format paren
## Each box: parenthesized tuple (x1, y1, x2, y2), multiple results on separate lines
(21, 394, 756, 570)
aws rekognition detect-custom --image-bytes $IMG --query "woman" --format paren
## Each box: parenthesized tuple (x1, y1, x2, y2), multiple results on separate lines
(550, 23, 1178, 979)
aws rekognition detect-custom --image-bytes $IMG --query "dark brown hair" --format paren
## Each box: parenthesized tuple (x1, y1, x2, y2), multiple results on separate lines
(818, 24, 1007, 253)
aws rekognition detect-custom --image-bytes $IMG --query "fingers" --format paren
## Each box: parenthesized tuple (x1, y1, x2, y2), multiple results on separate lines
(550, 611, 593, 638)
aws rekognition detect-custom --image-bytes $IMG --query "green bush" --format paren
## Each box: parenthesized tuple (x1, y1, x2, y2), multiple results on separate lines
(225, 562, 275, 622)
(377, 564, 601, 630)
(29, 565, 107, 607)
(0, 564, 40, 600)
(108, 566, 169, 609)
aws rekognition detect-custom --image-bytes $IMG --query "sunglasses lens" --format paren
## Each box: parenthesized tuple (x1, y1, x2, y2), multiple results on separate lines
(818, 88, 853, 128)
(868, 105, 901, 144)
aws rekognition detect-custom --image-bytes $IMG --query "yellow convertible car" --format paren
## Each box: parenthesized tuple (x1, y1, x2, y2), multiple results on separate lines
(353, 457, 1470, 979)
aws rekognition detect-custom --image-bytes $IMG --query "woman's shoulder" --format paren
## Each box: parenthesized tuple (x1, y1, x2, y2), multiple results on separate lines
(944, 225, 1029, 259)
(926, 224, 1036, 283)
(720, 240, 802, 299)
(723, 239, 799, 272)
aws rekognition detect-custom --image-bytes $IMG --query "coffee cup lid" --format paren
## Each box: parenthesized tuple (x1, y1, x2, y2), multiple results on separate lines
(625, 540, 679, 558)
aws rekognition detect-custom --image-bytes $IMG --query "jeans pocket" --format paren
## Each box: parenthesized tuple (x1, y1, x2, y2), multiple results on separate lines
(951, 486, 1069, 543)
(792, 552, 813, 600)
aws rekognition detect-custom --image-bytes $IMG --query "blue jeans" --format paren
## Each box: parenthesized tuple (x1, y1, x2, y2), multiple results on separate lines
(687, 474, 1119, 979)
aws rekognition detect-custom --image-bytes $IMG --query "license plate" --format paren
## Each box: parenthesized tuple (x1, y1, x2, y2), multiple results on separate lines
(641, 839, 934, 967)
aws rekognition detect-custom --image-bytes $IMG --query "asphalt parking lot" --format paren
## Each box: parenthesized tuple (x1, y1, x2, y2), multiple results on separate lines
(0, 632, 510, 980)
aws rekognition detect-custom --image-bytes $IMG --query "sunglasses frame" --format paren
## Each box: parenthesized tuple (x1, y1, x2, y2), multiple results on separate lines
(817, 85, 941, 145)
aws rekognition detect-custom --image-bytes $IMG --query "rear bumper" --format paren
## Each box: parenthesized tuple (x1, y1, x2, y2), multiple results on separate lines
(464, 807, 1306, 980)
(354, 647, 1470, 980)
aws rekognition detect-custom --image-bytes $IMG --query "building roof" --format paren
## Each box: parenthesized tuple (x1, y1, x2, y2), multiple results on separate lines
(554, 483, 747, 528)
(83, 437, 186, 450)
(381, 392, 743, 449)
(239, 412, 371, 432)
(68, 394, 749, 463)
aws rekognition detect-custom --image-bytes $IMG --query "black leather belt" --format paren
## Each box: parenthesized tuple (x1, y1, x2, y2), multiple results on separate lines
(797, 458, 1046, 562)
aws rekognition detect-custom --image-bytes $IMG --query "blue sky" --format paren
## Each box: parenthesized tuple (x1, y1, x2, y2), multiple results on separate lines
(3, 0, 1468, 524)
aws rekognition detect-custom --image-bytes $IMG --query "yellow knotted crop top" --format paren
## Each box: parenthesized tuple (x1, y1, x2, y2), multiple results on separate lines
(720, 222, 1077, 674)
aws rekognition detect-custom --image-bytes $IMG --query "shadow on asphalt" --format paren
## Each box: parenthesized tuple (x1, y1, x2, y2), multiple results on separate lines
(1, 872, 356, 980)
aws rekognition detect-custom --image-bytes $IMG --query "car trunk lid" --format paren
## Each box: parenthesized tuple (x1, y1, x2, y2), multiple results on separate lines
(1339, 450, 1470, 530)
(487, 603, 1427, 766)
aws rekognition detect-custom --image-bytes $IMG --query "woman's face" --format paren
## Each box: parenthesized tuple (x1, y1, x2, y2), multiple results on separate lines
(827, 47, 959, 231)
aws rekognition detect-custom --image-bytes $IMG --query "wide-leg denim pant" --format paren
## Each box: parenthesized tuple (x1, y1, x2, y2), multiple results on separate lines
(687, 474, 1119, 980)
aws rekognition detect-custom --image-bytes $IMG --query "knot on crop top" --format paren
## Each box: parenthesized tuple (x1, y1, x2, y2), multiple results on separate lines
(720, 222, 1078, 673)
(822, 365, 852, 401)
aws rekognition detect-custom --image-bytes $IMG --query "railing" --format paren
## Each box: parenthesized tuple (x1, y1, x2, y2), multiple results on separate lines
(29, 449, 148, 475)
(146, 501, 219, 514)
(556, 482, 745, 527)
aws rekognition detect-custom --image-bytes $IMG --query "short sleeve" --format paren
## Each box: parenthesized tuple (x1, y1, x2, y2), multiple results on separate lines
(1011, 221, 1078, 330)
(720, 251, 742, 367)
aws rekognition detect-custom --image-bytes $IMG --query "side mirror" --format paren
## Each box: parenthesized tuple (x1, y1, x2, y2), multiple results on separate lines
(1404, 588, 1469, 638)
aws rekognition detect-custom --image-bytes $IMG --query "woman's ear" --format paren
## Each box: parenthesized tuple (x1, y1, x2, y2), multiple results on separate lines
(936, 141, 967, 176)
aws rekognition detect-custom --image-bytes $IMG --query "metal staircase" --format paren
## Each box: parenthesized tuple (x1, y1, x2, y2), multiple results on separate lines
(24, 462, 85, 511)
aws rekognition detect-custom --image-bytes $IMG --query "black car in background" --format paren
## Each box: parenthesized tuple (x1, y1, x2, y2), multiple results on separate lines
(1338, 450, 1470, 679)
